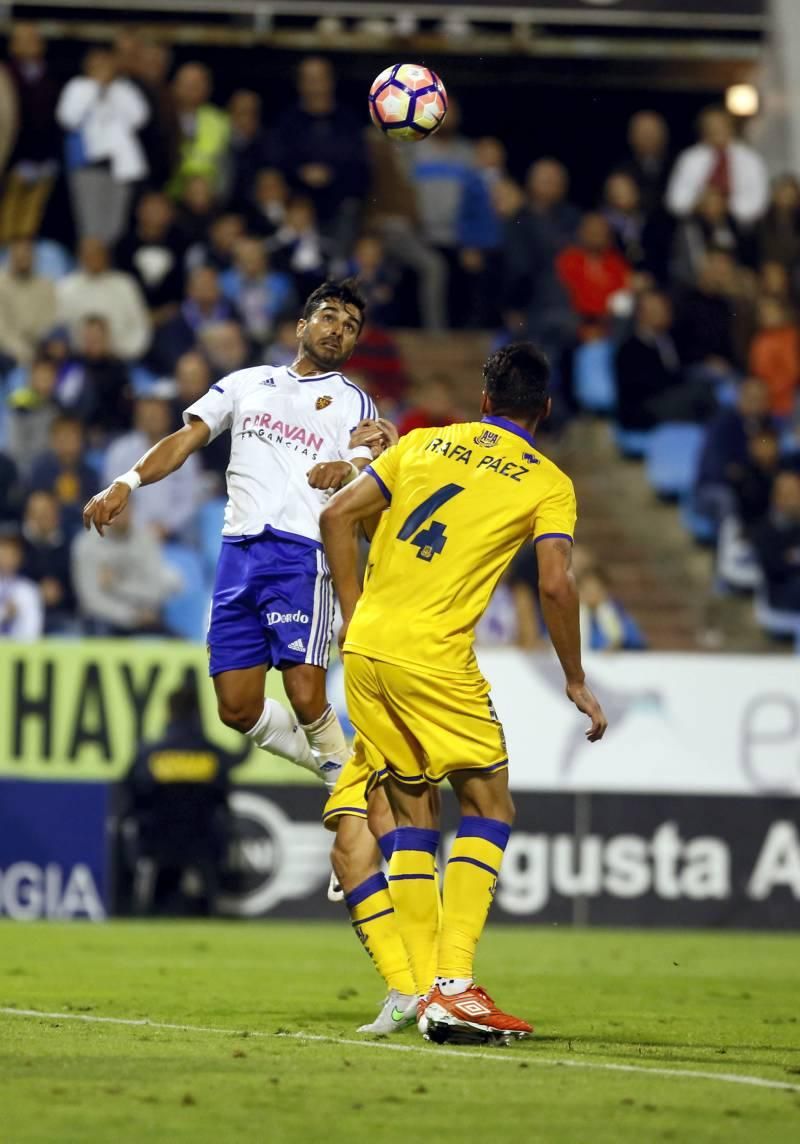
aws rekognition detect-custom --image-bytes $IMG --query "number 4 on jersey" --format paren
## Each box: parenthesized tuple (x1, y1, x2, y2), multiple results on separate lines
(396, 483, 464, 562)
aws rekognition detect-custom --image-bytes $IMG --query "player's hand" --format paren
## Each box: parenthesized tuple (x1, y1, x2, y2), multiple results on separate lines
(307, 461, 355, 492)
(373, 417, 398, 452)
(337, 617, 350, 652)
(349, 419, 383, 450)
(82, 483, 131, 536)
(349, 417, 398, 456)
(565, 680, 607, 743)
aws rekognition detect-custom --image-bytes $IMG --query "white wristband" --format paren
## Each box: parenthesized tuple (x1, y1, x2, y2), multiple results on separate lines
(340, 462, 360, 487)
(114, 469, 142, 491)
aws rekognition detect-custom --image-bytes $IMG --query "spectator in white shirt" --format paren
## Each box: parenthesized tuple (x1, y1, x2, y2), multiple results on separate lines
(0, 238, 57, 364)
(0, 530, 44, 640)
(666, 105, 768, 227)
(103, 388, 203, 540)
(56, 237, 152, 361)
(57, 46, 150, 245)
(72, 504, 182, 635)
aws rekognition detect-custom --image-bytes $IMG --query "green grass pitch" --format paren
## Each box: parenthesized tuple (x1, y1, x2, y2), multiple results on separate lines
(1, 921, 799, 1143)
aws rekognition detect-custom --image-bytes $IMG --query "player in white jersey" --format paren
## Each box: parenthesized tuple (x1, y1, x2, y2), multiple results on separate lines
(82, 280, 387, 791)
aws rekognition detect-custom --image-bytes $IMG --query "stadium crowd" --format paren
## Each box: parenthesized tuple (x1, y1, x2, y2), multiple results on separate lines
(0, 25, 798, 642)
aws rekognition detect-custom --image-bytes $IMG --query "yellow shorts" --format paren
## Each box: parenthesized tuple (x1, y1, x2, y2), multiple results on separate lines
(344, 652, 508, 787)
(321, 739, 387, 832)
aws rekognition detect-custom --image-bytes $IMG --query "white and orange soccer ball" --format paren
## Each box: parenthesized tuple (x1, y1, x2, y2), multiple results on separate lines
(368, 64, 448, 141)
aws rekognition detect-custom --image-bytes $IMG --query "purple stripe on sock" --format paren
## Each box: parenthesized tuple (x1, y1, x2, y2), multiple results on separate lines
(351, 907, 394, 927)
(378, 830, 397, 863)
(393, 826, 440, 855)
(345, 872, 387, 910)
(456, 816, 511, 851)
(447, 855, 498, 878)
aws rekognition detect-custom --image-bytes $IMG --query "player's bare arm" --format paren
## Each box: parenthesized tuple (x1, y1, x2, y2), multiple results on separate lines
(82, 416, 211, 536)
(307, 418, 399, 492)
(536, 536, 608, 742)
(319, 472, 390, 646)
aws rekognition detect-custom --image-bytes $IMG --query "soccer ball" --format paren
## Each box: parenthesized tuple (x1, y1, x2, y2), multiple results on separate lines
(368, 64, 448, 141)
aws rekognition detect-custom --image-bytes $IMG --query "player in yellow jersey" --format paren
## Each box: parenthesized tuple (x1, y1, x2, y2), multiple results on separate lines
(320, 342, 607, 1045)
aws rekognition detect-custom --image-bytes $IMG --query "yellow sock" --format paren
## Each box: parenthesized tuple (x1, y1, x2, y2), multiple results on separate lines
(438, 816, 511, 980)
(388, 827, 441, 995)
(346, 873, 416, 995)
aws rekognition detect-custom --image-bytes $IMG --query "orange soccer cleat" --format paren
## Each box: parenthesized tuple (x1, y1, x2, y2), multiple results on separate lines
(421, 984, 533, 1045)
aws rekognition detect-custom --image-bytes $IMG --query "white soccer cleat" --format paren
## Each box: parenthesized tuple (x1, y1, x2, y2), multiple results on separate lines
(327, 871, 344, 902)
(357, 990, 418, 1035)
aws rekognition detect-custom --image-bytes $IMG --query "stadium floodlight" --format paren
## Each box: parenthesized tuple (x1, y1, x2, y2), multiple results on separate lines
(726, 83, 759, 117)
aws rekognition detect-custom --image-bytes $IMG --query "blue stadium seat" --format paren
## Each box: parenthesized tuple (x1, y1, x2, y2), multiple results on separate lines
(199, 497, 226, 583)
(163, 543, 211, 642)
(679, 491, 717, 544)
(0, 239, 73, 280)
(613, 426, 652, 459)
(645, 423, 705, 499)
(574, 339, 616, 414)
(130, 366, 161, 396)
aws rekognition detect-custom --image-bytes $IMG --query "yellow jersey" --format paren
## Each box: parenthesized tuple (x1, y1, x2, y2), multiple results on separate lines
(344, 416, 576, 677)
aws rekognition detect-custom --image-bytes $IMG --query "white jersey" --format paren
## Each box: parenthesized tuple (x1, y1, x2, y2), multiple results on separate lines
(183, 364, 377, 545)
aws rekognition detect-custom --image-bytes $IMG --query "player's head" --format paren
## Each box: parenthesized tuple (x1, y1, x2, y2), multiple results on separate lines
(297, 279, 366, 371)
(481, 342, 551, 430)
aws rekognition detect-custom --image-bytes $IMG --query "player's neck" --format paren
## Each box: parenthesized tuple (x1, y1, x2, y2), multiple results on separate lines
(290, 352, 339, 378)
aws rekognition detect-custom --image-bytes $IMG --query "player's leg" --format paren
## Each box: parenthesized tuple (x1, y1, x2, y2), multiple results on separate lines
(324, 753, 417, 1033)
(283, 662, 350, 792)
(341, 655, 439, 993)
(332, 814, 418, 1032)
(423, 767, 530, 1042)
(381, 775, 442, 1001)
(380, 664, 530, 1041)
(207, 541, 320, 776)
(437, 766, 514, 988)
(213, 665, 319, 777)
(260, 542, 350, 792)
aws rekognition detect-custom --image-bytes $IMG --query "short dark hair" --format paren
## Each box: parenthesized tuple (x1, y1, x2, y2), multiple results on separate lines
(303, 278, 367, 330)
(482, 342, 550, 421)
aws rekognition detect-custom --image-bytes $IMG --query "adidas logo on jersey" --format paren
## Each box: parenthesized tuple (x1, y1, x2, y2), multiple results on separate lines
(261, 376, 276, 386)
(288, 638, 307, 652)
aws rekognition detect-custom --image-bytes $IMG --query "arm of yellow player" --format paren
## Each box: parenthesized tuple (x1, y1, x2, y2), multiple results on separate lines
(536, 536, 608, 743)
(82, 417, 210, 536)
(319, 471, 390, 645)
(307, 418, 399, 492)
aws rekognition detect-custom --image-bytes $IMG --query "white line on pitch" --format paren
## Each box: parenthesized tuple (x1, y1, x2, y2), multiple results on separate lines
(1, 1007, 797, 1095)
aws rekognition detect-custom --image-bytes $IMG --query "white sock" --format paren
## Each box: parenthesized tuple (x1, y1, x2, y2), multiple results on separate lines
(300, 704, 350, 792)
(436, 977, 473, 997)
(245, 699, 319, 779)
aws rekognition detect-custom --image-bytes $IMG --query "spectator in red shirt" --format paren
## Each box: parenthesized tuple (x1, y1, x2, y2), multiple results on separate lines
(748, 296, 800, 418)
(397, 373, 463, 437)
(556, 212, 630, 338)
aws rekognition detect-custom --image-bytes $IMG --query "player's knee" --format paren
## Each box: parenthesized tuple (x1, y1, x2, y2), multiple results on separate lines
(284, 671, 325, 725)
(217, 697, 262, 735)
(504, 792, 516, 827)
(366, 786, 394, 841)
(330, 834, 363, 891)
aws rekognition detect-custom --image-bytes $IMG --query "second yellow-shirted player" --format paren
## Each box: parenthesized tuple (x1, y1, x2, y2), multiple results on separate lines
(321, 341, 608, 1044)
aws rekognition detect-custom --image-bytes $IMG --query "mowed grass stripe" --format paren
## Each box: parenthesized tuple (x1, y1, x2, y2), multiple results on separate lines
(2, 1006, 798, 1095)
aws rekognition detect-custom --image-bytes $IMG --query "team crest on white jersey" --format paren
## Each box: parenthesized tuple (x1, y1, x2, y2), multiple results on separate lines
(315, 395, 333, 410)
